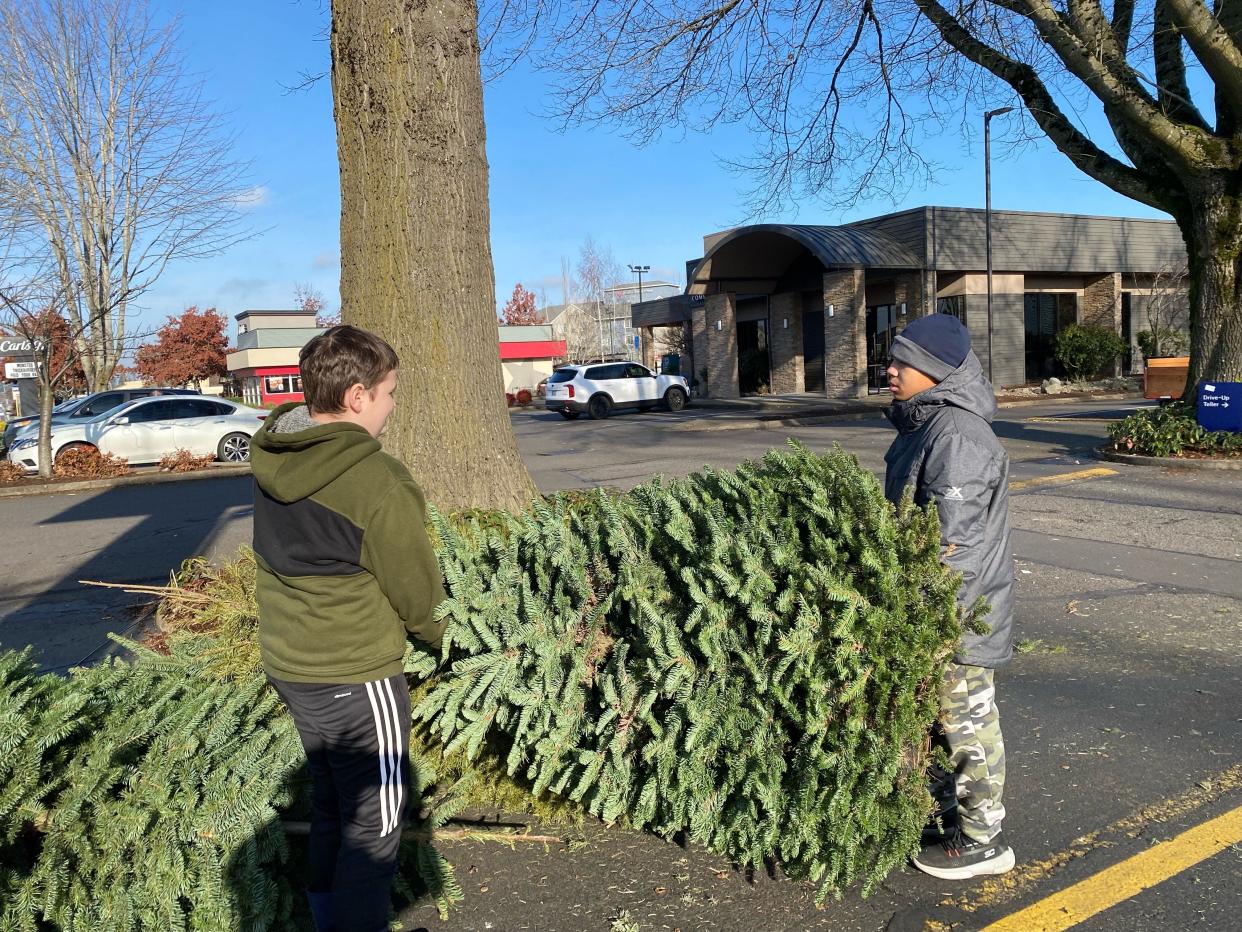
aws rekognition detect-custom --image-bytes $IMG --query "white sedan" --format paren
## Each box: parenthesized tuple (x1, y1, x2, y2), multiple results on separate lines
(6, 395, 269, 471)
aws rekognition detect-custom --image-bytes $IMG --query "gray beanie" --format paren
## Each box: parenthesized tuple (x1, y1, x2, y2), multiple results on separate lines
(888, 314, 972, 382)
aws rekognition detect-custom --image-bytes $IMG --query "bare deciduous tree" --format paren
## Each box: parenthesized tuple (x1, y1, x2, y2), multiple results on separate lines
(1138, 262, 1191, 360)
(574, 236, 625, 359)
(479, 0, 1242, 390)
(0, 0, 251, 392)
(0, 278, 79, 477)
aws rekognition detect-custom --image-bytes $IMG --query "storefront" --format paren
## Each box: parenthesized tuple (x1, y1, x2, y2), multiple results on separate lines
(632, 207, 1190, 399)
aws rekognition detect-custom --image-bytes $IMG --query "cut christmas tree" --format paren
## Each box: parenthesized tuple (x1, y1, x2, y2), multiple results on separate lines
(0, 440, 967, 925)
(418, 441, 965, 899)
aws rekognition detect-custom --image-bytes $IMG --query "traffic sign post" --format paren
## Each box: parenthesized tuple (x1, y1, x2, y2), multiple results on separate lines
(1197, 381, 1242, 433)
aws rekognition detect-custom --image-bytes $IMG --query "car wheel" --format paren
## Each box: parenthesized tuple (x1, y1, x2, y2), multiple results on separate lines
(665, 387, 688, 412)
(558, 410, 581, 420)
(55, 441, 95, 463)
(217, 432, 251, 462)
(587, 394, 612, 420)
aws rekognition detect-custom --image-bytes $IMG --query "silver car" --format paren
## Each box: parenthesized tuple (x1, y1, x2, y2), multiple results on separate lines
(7, 395, 268, 471)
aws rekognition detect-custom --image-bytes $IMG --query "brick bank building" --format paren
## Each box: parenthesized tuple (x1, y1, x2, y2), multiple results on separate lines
(633, 207, 1189, 398)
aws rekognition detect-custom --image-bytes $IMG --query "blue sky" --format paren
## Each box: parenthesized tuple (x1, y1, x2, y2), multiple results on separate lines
(140, 1, 1172, 340)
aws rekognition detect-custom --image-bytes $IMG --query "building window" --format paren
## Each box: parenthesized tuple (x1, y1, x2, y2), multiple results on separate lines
(1023, 292, 1077, 381)
(264, 374, 303, 395)
(937, 295, 967, 325)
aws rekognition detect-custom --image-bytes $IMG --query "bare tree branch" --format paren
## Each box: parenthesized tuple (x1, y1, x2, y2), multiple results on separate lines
(0, 0, 253, 390)
(1160, 0, 1242, 113)
(1151, 0, 1212, 129)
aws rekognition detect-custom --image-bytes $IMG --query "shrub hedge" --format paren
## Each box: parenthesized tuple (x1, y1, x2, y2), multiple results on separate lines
(1108, 402, 1242, 458)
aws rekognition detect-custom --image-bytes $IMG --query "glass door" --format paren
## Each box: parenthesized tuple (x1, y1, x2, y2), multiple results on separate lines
(867, 303, 900, 392)
(802, 292, 824, 393)
(1024, 293, 1077, 381)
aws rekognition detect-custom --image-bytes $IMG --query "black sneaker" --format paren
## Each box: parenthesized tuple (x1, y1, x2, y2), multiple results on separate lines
(912, 830, 1016, 880)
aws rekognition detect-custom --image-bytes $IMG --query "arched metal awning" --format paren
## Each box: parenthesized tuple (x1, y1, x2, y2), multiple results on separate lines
(688, 224, 922, 295)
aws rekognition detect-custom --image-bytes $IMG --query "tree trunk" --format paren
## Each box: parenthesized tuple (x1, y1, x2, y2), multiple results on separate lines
(36, 376, 55, 479)
(1178, 182, 1242, 394)
(330, 0, 538, 513)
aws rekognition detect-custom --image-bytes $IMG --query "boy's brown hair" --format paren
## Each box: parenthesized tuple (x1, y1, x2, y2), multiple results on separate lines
(299, 325, 400, 414)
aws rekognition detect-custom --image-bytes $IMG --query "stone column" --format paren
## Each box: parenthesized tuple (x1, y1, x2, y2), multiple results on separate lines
(703, 292, 740, 398)
(691, 299, 709, 393)
(641, 326, 657, 368)
(768, 292, 803, 394)
(1083, 272, 1123, 376)
(893, 271, 925, 320)
(1082, 273, 1122, 332)
(922, 269, 937, 316)
(823, 269, 868, 399)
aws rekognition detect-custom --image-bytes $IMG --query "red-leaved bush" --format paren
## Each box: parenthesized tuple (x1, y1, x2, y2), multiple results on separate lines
(159, 449, 217, 473)
(52, 446, 130, 478)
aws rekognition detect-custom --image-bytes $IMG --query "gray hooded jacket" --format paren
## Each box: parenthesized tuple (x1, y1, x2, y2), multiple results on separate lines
(883, 350, 1014, 667)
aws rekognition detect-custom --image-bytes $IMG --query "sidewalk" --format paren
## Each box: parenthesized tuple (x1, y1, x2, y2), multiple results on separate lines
(0, 461, 251, 499)
(678, 387, 1143, 431)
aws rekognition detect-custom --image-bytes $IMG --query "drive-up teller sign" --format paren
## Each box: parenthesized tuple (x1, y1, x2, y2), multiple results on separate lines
(1197, 381, 1242, 432)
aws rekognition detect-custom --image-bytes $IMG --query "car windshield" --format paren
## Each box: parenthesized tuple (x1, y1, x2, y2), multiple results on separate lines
(51, 397, 85, 414)
(549, 369, 578, 383)
(86, 400, 142, 423)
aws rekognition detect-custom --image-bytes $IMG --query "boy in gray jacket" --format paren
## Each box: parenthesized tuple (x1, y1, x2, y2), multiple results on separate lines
(883, 313, 1016, 880)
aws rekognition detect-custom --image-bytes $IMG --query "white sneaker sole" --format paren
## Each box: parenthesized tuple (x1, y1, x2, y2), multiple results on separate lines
(912, 846, 1016, 880)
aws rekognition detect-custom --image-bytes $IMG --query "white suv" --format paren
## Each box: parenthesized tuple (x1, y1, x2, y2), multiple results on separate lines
(545, 362, 689, 420)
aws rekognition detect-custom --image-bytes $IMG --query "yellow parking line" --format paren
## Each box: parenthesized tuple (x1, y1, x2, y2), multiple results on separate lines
(1009, 467, 1117, 492)
(979, 804, 1242, 932)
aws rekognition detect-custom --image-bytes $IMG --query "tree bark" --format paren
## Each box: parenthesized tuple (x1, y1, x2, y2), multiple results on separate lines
(330, 0, 538, 512)
(1177, 181, 1242, 392)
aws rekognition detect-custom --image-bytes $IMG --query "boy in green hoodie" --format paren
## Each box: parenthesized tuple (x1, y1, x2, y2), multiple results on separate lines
(250, 325, 446, 932)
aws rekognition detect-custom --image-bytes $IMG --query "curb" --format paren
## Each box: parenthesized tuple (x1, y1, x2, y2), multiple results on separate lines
(675, 410, 882, 433)
(1095, 448, 1242, 471)
(996, 391, 1140, 408)
(0, 463, 252, 499)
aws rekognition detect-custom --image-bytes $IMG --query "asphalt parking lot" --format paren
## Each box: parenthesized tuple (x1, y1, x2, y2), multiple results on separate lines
(0, 398, 1238, 930)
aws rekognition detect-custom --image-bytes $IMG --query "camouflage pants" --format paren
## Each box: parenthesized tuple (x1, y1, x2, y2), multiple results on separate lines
(938, 663, 1006, 843)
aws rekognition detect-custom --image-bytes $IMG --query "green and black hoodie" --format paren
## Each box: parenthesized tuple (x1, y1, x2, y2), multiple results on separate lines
(250, 403, 446, 684)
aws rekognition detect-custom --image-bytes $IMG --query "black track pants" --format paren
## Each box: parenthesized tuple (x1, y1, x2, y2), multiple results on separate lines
(270, 673, 411, 932)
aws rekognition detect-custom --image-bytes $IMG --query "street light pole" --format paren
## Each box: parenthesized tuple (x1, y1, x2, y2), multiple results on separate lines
(984, 106, 1014, 386)
(628, 264, 650, 361)
(628, 264, 649, 302)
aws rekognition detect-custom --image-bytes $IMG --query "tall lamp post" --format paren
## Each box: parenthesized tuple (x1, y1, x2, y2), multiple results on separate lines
(628, 264, 650, 361)
(628, 264, 649, 302)
(984, 106, 1014, 385)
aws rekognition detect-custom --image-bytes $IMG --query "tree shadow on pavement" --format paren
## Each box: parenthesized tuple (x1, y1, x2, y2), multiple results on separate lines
(0, 475, 253, 671)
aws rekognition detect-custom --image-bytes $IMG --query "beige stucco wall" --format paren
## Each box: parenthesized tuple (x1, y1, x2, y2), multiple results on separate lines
(937, 273, 1026, 297)
(238, 313, 317, 331)
(502, 359, 555, 393)
(226, 347, 301, 372)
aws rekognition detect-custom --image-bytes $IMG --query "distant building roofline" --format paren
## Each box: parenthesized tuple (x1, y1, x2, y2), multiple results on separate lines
(235, 309, 315, 320)
(851, 204, 1178, 227)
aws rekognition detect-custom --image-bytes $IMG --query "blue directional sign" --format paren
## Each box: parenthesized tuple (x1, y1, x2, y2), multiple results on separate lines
(1197, 381, 1242, 433)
